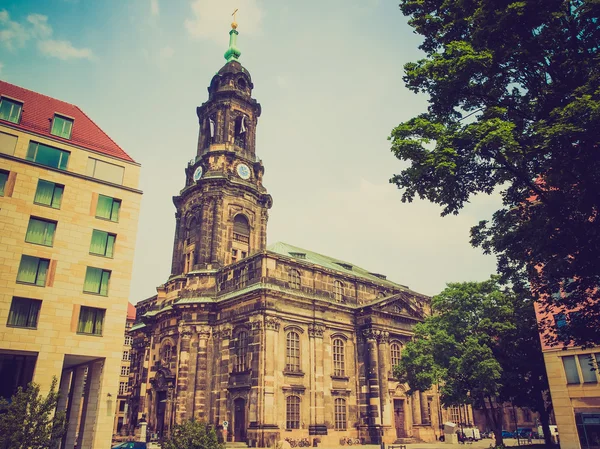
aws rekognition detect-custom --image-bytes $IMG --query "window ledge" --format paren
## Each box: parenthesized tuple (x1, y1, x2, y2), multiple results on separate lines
(15, 281, 45, 288)
(77, 332, 103, 337)
(24, 240, 53, 247)
(284, 370, 305, 377)
(82, 291, 109, 297)
(6, 324, 37, 330)
(89, 252, 114, 259)
(33, 201, 60, 210)
(95, 216, 119, 223)
(331, 375, 350, 381)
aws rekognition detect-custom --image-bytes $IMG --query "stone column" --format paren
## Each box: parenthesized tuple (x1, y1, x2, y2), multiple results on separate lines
(412, 391, 422, 426)
(171, 211, 182, 275)
(210, 197, 223, 265)
(64, 365, 87, 449)
(308, 323, 326, 435)
(262, 317, 280, 427)
(377, 331, 392, 428)
(420, 392, 429, 424)
(193, 325, 212, 420)
(364, 328, 382, 443)
(214, 325, 232, 425)
(176, 326, 193, 423)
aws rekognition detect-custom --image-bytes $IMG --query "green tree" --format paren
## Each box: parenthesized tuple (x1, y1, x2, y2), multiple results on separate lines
(161, 420, 224, 449)
(389, 0, 600, 346)
(394, 278, 553, 446)
(0, 378, 66, 449)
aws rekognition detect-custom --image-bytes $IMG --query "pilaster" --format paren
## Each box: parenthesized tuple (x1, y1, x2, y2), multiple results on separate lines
(308, 323, 327, 435)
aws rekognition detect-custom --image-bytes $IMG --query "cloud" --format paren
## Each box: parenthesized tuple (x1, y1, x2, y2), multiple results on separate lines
(0, 9, 29, 51)
(159, 46, 174, 59)
(185, 0, 263, 43)
(27, 14, 52, 39)
(150, 0, 159, 17)
(38, 39, 93, 60)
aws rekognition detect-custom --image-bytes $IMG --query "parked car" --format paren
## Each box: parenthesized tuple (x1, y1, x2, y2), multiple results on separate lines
(112, 442, 147, 449)
(501, 430, 515, 438)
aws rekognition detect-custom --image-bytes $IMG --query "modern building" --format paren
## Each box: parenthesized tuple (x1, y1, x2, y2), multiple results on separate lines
(536, 312, 600, 449)
(113, 302, 137, 438)
(127, 23, 444, 447)
(0, 80, 142, 449)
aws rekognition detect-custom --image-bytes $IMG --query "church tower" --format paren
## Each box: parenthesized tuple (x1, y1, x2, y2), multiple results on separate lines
(171, 21, 272, 275)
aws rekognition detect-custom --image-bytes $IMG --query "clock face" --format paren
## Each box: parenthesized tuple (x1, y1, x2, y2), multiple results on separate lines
(193, 166, 203, 182)
(237, 163, 251, 180)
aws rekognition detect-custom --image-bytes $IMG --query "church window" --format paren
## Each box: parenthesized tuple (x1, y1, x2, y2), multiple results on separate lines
(235, 330, 249, 372)
(286, 331, 301, 372)
(233, 215, 250, 244)
(288, 269, 301, 289)
(334, 281, 344, 302)
(234, 116, 247, 148)
(232, 249, 238, 263)
(239, 267, 249, 288)
(163, 344, 172, 364)
(237, 78, 247, 90)
(286, 395, 300, 429)
(333, 338, 345, 376)
(390, 343, 402, 367)
(447, 406, 460, 423)
(334, 398, 347, 430)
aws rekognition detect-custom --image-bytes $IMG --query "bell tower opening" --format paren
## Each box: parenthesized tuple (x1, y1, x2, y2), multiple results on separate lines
(232, 214, 250, 263)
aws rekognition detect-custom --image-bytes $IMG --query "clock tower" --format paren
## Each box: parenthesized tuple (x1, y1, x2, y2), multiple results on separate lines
(170, 22, 272, 274)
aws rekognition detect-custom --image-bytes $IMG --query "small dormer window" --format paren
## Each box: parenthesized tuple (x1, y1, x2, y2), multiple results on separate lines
(0, 97, 23, 124)
(51, 114, 73, 139)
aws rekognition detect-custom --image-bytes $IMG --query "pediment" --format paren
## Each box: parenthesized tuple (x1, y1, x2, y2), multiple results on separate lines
(374, 295, 424, 320)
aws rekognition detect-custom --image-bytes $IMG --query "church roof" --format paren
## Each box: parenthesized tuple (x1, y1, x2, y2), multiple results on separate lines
(267, 242, 410, 291)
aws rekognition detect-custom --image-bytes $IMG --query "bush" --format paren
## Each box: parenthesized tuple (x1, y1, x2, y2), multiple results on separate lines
(0, 377, 66, 449)
(161, 420, 225, 449)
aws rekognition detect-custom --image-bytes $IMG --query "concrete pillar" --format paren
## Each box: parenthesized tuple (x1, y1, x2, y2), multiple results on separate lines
(262, 316, 280, 427)
(64, 365, 87, 449)
(56, 369, 72, 414)
(308, 323, 326, 435)
(79, 360, 104, 449)
(193, 326, 211, 420)
(176, 326, 193, 423)
(412, 391, 422, 426)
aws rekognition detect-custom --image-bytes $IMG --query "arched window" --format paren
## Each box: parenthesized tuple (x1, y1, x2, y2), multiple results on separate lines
(334, 398, 347, 430)
(286, 331, 301, 372)
(232, 214, 250, 263)
(286, 396, 300, 429)
(234, 116, 247, 148)
(162, 344, 172, 365)
(288, 269, 301, 289)
(235, 330, 248, 372)
(334, 281, 344, 302)
(332, 338, 345, 376)
(390, 342, 402, 368)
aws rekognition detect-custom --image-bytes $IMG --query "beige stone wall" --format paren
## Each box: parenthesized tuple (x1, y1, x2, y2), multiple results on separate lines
(543, 348, 600, 449)
(0, 124, 141, 449)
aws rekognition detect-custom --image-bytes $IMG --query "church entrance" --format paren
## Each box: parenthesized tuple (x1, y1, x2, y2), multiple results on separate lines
(234, 398, 246, 442)
(156, 391, 167, 438)
(394, 399, 407, 438)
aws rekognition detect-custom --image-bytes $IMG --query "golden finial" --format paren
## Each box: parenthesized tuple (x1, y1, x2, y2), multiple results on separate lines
(231, 8, 238, 29)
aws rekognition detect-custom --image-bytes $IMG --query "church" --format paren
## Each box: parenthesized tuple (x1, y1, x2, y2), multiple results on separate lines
(127, 21, 443, 447)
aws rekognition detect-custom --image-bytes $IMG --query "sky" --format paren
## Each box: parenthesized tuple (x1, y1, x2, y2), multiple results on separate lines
(0, 0, 500, 301)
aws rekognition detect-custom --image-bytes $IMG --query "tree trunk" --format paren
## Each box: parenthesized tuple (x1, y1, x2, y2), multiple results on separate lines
(485, 396, 504, 447)
(539, 406, 553, 446)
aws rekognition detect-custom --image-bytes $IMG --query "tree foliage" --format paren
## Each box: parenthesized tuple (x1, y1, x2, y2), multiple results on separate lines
(390, 0, 600, 346)
(0, 378, 66, 449)
(394, 278, 553, 445)
(161, 420, 224, 449)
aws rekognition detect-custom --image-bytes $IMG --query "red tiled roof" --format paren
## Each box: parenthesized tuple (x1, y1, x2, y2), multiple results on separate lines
(0, 80, 135, 163)
(127, 302, 136, 321)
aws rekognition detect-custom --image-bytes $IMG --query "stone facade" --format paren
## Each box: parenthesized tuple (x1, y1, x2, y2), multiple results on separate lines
(128, 32, 442, 447)
(0, 81, 142, 449)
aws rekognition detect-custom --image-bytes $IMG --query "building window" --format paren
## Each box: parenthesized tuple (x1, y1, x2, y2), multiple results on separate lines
(0, 97, 22, 123)
(286, 396, 300, 430)
(578, 354, 598, 383)
(96, 194, 121, 222)
(390, 342, 402, 368)
(563, 355, 581, 384)
(34, 180, 64, 209)
(90, 230, 116, 258)
(334, 281, 344, 302)
(86, 158, 124, 185)
(77, 306, 105, 335)
(0, 170, 8, 196)
(16, 255, 49, 287)
(333, 338, 345, 376)
(232, 249, 238, 263)
(119, 381, 128, 395)
(83, 267, 111, 296)
(235, 330, 248, 372)
(7, 297, 41, 329)
(25, 217, 57, 247)
(289, 269, 301, 289)
(286, 331, 301, 372)
(426, 398, 433, 424)
(121, 366, 130, 376)
(50, 115, 73, 139)
(448, 406, 460, 424)
(523, 409, 532, 422)
(124, 335, 133, 346)
(163, 345, 172, 364)
(26, 141, 70, 170)
(119, 401, 126, 412)
(334, 398, 347, 430)
(123, 350, 130, 361)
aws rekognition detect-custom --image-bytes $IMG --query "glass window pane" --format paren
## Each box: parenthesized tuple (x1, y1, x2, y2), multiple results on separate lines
(0, 170, 7, 196)
(7, 298, 41, 328)
(578, 354, 598, 383)
(34, 180, 55, 206)
(25, 218, 56, 247)
(16, 255, 39, 284)
(111, 199, 121, 222)
(51, 116, 73, 139)
(90, 230, 108, 255)
(88, 158, 124, 184)
(26, 142, 70, 170)
(52, 184, 64, 208)
(100, 271, 110, 296)
(563, 356, 581, 384)
(84, 267, 102, 293)
(0, 98, 22, 123)
(106, 234, 115, 258)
